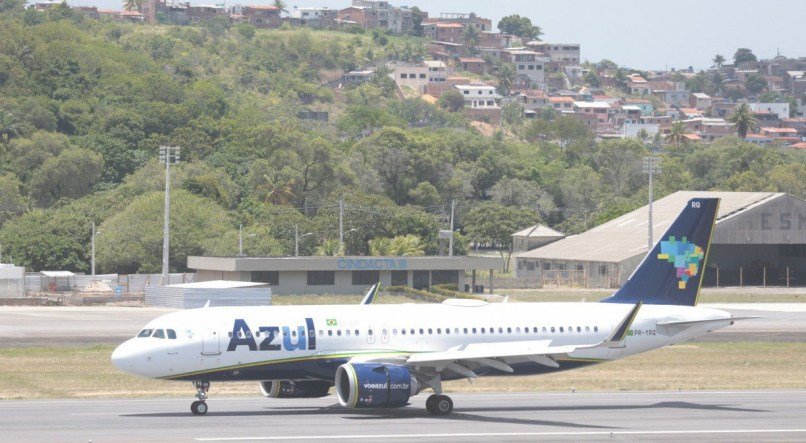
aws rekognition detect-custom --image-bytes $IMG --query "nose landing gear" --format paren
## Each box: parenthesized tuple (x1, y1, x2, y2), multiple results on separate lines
(191, 380, 210, 415)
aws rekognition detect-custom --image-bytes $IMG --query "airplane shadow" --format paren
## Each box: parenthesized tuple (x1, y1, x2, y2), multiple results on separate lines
(122, 400, 765, 429)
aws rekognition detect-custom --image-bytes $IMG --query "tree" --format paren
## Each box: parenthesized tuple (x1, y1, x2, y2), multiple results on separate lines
(272, 0, 287, 14)
(745, 73, 767, 95)
(0, 111, 22, 143)
(409, 6, 426, 36)
(258, 174, 297, 206)
(666, 121, 689, 151)
(712, 54, 725, 68)
(28, 148, 103, 207)
(497, 14, 542, 40)
(463, 201, 541, 271)
(501, 101, 524, 126)
(727, 102, 756, 139)
(0, 174, 26, 225)
(584, 70, 600, 87)
(496, 63, 515, 95)
(315, 238, 343, 256)
(123, 0, 141, 11)
(96, 190, 232, 273)
(369, 234, 425, 256)
(437, 88, 466, 112)
(733, 48, 757, 65)
(463, 25, 480, 53)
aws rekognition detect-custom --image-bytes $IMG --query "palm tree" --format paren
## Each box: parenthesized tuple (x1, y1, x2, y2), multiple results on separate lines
(727, 102, 757, 139)
(368, 237, 391, 256)
(463, 25, 480, 55)
(667, 121, 688, 150)
(259, 174, 296, 206)
(0, 112, 22, 143)
(712, 54, 725, 69)
(496, 63, 515, 95)
(316, 239, 343, 256)
(123, 0, 140, 12)
(272, 0, 288, 14)
(369, 235, 425, 256)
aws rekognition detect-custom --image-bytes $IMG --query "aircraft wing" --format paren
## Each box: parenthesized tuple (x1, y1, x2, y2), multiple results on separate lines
(405, 339, 586, 373)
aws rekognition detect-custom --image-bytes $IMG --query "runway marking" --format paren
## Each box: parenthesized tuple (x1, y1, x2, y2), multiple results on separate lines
(195, 429, 806, 441)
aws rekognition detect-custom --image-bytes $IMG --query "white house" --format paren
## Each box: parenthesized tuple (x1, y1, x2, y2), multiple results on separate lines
(455, 85, 501, 109)
(749, 102, 790, 120)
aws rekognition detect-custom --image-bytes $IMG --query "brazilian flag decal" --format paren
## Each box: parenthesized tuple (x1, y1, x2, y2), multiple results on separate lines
(326, 319, 337, 327)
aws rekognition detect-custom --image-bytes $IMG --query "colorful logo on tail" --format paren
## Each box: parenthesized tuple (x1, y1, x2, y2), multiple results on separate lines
(657, 236, 705, 289)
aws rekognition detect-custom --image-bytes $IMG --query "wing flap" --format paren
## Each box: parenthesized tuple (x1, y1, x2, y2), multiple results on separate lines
(406, 340, 584, 366)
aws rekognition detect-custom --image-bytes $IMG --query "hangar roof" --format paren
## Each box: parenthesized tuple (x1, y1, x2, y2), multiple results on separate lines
(516, 191, 785, 263)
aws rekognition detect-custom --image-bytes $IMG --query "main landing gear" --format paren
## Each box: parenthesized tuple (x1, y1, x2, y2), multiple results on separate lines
(425, 394, 453, 416)
(191, 380, 210, 415)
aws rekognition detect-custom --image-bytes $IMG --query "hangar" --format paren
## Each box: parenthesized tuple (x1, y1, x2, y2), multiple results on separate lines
(515, 191, 806, 288)
(188, 256, 502, 295)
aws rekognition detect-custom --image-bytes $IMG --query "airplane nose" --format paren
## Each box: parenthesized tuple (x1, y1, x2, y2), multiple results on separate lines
(111, 340, 139, 374)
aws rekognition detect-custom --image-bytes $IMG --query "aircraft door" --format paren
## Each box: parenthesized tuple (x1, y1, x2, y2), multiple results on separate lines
(202, 327, 221, 355)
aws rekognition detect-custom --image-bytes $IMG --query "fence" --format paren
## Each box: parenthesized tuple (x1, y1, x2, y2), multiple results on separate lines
(0, 265, 26, 298)
(496, 269, 621, 290)
(24, 273, 196, 294)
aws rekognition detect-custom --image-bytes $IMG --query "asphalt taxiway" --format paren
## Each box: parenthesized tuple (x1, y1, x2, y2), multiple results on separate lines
(1, 391, 805, 442)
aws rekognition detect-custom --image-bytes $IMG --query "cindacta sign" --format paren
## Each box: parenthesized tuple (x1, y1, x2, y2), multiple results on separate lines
(337, 258, 408, 270)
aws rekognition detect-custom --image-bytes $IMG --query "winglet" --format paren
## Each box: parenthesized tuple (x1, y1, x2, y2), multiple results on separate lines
(360, 282, 380, 305)
(605, 301, 642, 343)
(203, 300, 211, 308)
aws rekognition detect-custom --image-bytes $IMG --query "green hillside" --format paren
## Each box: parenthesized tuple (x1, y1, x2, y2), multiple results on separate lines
(0, 5, 804, 273)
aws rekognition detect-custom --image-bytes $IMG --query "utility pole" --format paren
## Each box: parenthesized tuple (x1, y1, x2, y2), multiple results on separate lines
(642, 156, 661, 250)
(238, 224, 244, 256)
(449, 199, 455, 257)
(159, 145, 180, 286)
(338, 198, 344, 252)
(91, 221, 96, 277)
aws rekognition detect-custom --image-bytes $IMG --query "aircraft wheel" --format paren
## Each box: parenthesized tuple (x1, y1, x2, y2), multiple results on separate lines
(426, 394, 452, 416)
(425, 394, 437, 414)
(191, 400, 208, 415)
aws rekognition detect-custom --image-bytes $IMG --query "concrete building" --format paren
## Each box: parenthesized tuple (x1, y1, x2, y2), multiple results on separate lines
(512, 225, 565, 252)
(503, 49, 547, 86)
(749, 102, 791, 120)
(515, 191, 806, 288)
(527, 41, 581, 65)
(188, 256, 502, 295)
(455, 84, 500, 109)
(289, 7, 338, 29)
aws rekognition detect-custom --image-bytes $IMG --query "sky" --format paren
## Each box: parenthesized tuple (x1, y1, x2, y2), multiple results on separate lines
(70, 0, 806, 70)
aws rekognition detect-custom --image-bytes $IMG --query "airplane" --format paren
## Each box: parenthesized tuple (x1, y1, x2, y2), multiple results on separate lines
(112, 197, 756, 416)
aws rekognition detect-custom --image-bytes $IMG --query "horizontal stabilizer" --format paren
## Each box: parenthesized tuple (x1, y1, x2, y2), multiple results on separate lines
(360, 282, 380, 305)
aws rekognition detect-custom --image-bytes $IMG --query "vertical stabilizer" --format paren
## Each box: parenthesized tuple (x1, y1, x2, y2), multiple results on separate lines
(600, 198, 719, 306)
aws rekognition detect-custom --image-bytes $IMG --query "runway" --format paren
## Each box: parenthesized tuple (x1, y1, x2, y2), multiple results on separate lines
(1, 391, 805, 442)
(2, 303, 806, 347)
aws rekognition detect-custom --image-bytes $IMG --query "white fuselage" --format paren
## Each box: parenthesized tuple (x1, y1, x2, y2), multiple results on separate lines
(111, 301, 733, 381)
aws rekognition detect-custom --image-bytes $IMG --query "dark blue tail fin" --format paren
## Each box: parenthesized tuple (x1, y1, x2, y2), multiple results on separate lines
(601, 198, 720, 306)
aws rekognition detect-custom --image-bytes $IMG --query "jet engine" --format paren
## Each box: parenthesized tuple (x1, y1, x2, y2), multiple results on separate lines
(335, 363, 419, 408)
(259, 380, 332, 398)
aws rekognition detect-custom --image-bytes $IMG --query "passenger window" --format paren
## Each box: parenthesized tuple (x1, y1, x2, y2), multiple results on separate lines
(328, 330, 333, 336)
(585, 326, 590, 332)
(228, 331, 233, 338)
(291, 330, 296, 337)
(542, 327, 547, 333)
(428, 328, 433, 335)
(355, 330, 360, 336)
(507, 327, 512, 333)
(401, 329, 406, 335)
(138, 329, 154, 338)
(319, 330, 323, 336)
(445, 328, 450, 335)
(392, 329, 397, 335)
(594, 326, 599, 332)
(420, 328, 424, 335)
(551, 327, 556, 333)
(481, 328, 486, 334)
(337, 330, 342, 336)
(346, 329, 351, 336)
(577, 326, 582, 333)
(436, 328, 441, 334)
(560, 327, 564, 333)
(516, 327, 521, 333)
(472, 328, 477, 334)
(368, 329, 374, 336)
(498, 327, 503, 333)
(167, 329, 177, 339)
(152, 329, 165, 339)
(454, 328, 460, 334)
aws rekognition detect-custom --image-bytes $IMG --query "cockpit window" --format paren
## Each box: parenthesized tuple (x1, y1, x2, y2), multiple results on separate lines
(152, 329, 166, 339)
(167, 329, 177, 339)
(137, 329, 154, 338)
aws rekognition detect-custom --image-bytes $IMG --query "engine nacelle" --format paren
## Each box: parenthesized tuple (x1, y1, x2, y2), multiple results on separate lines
(335, 363, 419, 408)
(259, 380, 332, 399)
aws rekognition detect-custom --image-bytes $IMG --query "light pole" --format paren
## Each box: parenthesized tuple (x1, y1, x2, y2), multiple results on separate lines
(295, 225, 314, 257)
(338, 198, 344, 252)
(238, 224, 256, 256)
(91, 221, 96, 278)
(159, 145, 180, 286)
(642, 156, 662, 250)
